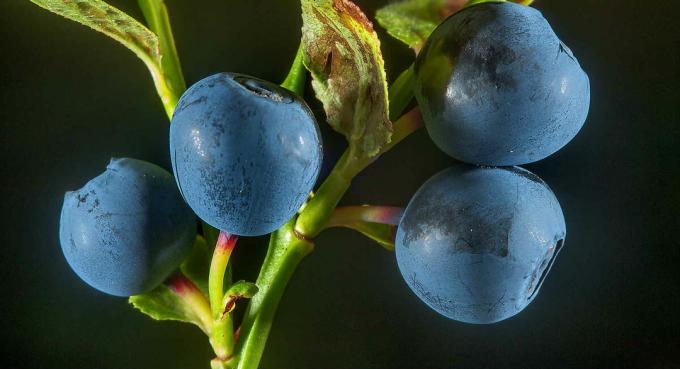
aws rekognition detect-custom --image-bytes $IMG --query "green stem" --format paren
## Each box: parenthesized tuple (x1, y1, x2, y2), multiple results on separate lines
(295, 107, 423, 238)
(211, 319, 235, 364)
(280, 43, 307, 96)
(201, 222, 233, 287)
(209, 232, 238, 360)
(294, 151, 365, 238)
(388, 65, 415, 121)
(137, 0, 186, 118)
(234, 220, 314, 369)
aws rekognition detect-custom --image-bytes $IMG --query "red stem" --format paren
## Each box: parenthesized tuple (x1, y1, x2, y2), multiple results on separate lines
(216, 231, 238, 253)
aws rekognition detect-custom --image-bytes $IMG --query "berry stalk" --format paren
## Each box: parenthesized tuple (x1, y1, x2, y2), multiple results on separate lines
(209, 232, 238, 361)
(209, 232, 239, 315)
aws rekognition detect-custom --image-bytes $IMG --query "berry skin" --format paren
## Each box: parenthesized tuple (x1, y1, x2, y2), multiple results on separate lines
(395, 165, 566, 324)
(170, 73, 322, 236)
(59, 158, 196, 297)
(414, 2, 590, 166)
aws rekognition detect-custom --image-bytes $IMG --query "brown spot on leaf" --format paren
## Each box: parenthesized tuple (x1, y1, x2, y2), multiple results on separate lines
(332, 0, 375, 33)
(302, 0, 391, 157)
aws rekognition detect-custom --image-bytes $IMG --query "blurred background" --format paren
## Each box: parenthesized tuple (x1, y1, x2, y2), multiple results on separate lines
(1, 0, 679, 368)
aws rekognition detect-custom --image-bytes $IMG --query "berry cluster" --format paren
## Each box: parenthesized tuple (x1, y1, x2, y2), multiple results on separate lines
(45, 0, 589, 366)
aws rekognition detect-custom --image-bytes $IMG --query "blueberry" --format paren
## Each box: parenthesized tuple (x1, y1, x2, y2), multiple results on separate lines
(414, 2, 590, 165)
(170, 73, 323, 236)
(59, 158, 196, 297)
(395, 165, 566, 323)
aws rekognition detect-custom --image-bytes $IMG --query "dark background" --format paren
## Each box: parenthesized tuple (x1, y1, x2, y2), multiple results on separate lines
(1, 0, 679, 368)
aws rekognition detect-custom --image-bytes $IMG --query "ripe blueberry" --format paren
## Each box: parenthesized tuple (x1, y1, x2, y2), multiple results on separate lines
(59, 158, 196, 297)
(414, 2, 590, 165)
(170, 73, 323, 236)
(396, 165, 566, 323)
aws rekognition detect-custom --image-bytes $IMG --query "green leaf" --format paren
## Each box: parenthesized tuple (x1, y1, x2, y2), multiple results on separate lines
(129, 278, 212, 334)
(30, 0, 183, 117)
(130, 285, 192, 322)
(376, 0, 532, 52)
(348, 221, 397, 251)
(31, 0, 159, 60)
(31, 0, 160, 74)
(226, 281, 259, 300)
(301, 0, 392, 158)
(180, 235, 210, 296)
(375, 0, 465, 51)
(219, 280, 259, 317)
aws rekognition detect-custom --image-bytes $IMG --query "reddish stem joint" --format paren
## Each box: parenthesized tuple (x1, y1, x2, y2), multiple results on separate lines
(216, 231, 238, 253)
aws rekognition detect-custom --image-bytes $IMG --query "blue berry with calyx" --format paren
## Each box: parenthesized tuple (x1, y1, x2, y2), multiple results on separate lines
(396, 164, 566, 323)
(170, 73, 323, 236)
(59, 158, 196, 297)
(414, 1, 590, 165)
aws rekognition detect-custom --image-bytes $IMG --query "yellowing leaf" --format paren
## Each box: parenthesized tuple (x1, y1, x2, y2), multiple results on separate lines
(302, 0, 392, 158)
